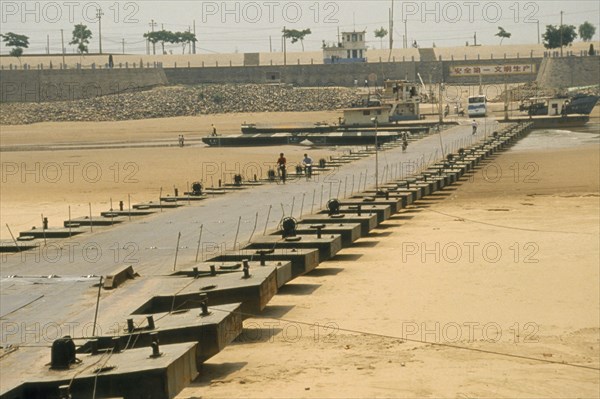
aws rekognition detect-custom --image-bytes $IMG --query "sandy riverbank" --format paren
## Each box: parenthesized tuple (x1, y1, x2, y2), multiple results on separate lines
(0, 111, 350, 239)
(0, 111, 340, 145)
(0, 106, 598, 396)
(174, 134, 599, 398)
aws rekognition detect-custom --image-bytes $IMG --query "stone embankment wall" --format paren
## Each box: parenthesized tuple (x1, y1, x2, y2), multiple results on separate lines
(0, 68, 168, 102)
(1, 56, 597, 104)
(536, 56, 600, 89)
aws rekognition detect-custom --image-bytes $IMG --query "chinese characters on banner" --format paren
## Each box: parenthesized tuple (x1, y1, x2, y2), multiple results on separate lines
(449, 64, 537, 76)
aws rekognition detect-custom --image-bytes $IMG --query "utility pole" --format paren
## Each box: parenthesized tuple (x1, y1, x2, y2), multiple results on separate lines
(283, 26, 287, 65)
(269, 36, 272, 52)
(474, 32, 477, 46)
(371, 117, 379, 190)
(47, 34, 50, 54)
(60, 29, 65, 66)
(161, 23, 165, 54)
(404, 19, 407, 48)
(438, 83, 443, 123)
(122, 38, 125, 54)
(537, 20, 540, 44)
(193, 20, 196, 54)
(389, 0, 394, 49)
(429, 74, 434, 114)
(149, 19, 157, 55)
(503, 73, 509, 121)
(96, 7, 104, 54)
(559, 11, 564, 57)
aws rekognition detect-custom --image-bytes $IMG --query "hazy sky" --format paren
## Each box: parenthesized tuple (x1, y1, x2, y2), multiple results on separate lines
(1, 1, 598, 54)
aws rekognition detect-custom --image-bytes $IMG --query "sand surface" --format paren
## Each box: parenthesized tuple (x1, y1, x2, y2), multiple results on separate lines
(0, 111, 340, 145)
(0, 111, 598, 397)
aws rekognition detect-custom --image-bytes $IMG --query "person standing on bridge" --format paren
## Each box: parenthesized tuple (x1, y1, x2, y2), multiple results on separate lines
(472, 119, 478, 135)
(401, 131, 409, 152)
(302, 153, 313, 178)
(277, 153, 287, 183)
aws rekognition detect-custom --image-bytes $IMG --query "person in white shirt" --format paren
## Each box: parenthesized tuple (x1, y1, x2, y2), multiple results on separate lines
(302, 154, 313, 177)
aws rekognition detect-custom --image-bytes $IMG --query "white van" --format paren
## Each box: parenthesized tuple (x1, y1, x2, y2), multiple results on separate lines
(467, 95, 487, 117)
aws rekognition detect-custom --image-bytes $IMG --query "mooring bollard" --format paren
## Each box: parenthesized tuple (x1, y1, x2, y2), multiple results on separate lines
(256, 249, 274, 266)
(112, 337, 121, 353)
(127, 318, 135, 333)
(90, 339, 98, 355)
(242, 259, 251, 278)
(146, 315, 155, 330)
(199, 293, 211, 316)
(311, 224, 325, 238)
(150, 332, 161, 357)
(234, 174, 242, 186)
(151, 341, 161, 357)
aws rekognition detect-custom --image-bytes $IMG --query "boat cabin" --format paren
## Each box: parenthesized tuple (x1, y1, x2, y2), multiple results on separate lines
(548, 98, 567, 115)
(519, 97, 568, 116)
(389, 102, 421, 121)
(377, 80, 422, 121)
(341, 106, 391, 126)
(380, 80, 421, 102)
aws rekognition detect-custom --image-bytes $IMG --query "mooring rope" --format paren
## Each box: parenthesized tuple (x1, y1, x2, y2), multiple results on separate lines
(204, 305, 600, 372)
(424, 208, 597, 235)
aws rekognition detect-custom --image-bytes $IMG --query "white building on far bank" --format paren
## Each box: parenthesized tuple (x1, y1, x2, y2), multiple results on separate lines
(323, 31, 367, 64)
